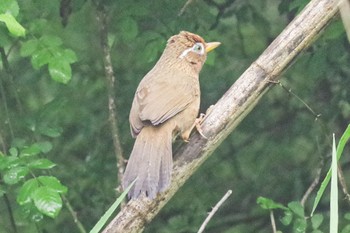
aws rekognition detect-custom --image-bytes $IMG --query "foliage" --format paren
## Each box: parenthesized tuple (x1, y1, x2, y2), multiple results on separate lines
(257, 126, 350, 232)
(0, 0, 349, 233)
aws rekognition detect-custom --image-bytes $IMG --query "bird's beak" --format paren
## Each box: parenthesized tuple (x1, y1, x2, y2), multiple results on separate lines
(205, 42, 221, 53)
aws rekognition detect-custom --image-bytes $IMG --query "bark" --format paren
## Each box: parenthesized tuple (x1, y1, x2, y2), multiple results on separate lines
(102, 0, 340, 232)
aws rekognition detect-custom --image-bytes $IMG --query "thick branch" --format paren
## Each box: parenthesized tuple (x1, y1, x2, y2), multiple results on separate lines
(103, 0, 340, 232)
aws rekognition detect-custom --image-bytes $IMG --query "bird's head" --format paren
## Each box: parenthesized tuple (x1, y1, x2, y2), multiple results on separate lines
(163, 31, 220, 74)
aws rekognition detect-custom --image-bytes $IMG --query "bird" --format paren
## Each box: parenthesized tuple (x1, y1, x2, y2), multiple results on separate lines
(122, 31, 220, 199)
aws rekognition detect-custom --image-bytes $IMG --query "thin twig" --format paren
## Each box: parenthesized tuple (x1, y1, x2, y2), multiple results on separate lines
(269, 80, 321, 120)
(61, 195, 87, 233)
(197, 190, 232, 233)
(178, 0, 195, 16)
(0, 47, 23, 114)
(3, 194, 18, 233)
(337, 163, 350, 204)
(301, 157, 324, 206)
(95, 4, 126, 200)
(270, 210, 277, 233)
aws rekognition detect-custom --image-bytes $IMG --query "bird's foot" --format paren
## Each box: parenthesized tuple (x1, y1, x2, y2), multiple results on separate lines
(194, 113, 208, 139)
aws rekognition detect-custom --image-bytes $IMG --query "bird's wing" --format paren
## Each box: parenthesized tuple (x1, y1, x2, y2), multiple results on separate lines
(129, 71, 198, 135)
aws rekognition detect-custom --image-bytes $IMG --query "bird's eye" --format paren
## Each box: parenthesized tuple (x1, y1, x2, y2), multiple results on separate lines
(192, 43, 204, 54)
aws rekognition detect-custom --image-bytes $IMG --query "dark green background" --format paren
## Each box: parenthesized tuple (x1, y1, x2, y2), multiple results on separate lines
(1, 0, 350, 232)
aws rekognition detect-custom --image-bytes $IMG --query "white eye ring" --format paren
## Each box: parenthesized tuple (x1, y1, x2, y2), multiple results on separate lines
(179, 42, 205, 59)
(192, 43, 204, 54)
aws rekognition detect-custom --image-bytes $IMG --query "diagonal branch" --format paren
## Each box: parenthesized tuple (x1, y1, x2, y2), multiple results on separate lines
(102, 0, 340, 232)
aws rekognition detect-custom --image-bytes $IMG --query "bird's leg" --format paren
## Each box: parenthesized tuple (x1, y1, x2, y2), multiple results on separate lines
(181, 105, 215, 142)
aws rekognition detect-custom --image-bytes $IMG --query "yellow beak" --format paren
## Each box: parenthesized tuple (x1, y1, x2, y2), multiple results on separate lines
(205, 42, 221, 53)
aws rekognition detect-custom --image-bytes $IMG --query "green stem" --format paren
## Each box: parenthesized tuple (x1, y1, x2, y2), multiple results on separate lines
(62, 195, 87, 233)
(3, 194, 18, 233)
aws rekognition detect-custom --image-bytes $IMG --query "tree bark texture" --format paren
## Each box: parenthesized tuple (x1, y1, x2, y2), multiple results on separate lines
(103, 0, 340, 232)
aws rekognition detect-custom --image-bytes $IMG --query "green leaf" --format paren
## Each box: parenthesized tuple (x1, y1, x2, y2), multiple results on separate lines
(40, 35, 63, 47)
(119, 17, 138, 41)
(0, 0, 19, 16)
(311, 214, 324, 229)
(141, 40, 162, 63)
(62, 49, 78, 63)
(330, 134, 338, 232)
(38, 125, 62, 138)
(17, 178, 39, 205)
(323, 21, 345, 41)
(257, 196, 288, 210)
(205, 51, 217, 66)
(9, 147, 18, 156)
(311, 124, 350, 215)
(31, 49, 52, 69)
(0, 13, 25, 37)
(20, 143, 41, 156)
(37, 141, 53, 153)
(28, 159, 56, 169)
(0, 155, 19, 170)
(48, 60, 72, 84)
(37, 176, 67, 194)
(89, 179, 137, 233)
(3, 166, 29, 184)
(341, 225, 350, 233)
(344, 212, 350, 220)
(288, 201, 304, 218)
(20, 39, 39, 57)
(32, 186, 62, 218)
(280, 210, 293, 226)
(293, 217, 307, 233)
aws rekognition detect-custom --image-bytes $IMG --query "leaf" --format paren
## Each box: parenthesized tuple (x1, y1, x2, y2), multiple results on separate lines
(0, 155, 19, 170)
(0, 0, 19, 16)
(330, 134, 338, 232)
(40, 35, 63, 47)
(62, 49, 78, 63)
(20, 143, 41, 156)
(293, 217, 307, 233)
(31, 49, 52, 69)
(119, 17, 138, 41)
(89, 179, 137, 233)
(37, 141, 53, 153)
(0, 13, 25, 37)
(28, 159, 56, 169)
(9, 147, 18, 156)
(17, 178, 39, 205)
(37, 176, 68, 194)
(311, 124, 350, 215)
(38, 125, 63, 138)
(48, 60, 72, 84)
(141, 40, 162, 63)
(288, 201, 304, 218)
(311, 214, 324, 229)
(341, 225, 350, 233)
(256, 196, 288, 210)
(32, 186, 62, 218)
(280, 210, 293, 226)
(344, 212, 350, 220)
(20, 39, 39, 57)
(205, 51, 217, 66)
(322, 21, 345, 41)
(3, 166, 29, 184)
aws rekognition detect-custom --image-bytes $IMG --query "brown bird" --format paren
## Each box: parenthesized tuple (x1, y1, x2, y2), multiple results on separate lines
(122, 31, 220, 199)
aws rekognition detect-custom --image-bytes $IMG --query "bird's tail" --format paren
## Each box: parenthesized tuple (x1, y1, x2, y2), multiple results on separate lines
(122, 126, 173, 199)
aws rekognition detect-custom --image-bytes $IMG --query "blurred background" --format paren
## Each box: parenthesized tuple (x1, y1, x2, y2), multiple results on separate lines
(0, 0, 350, 232)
